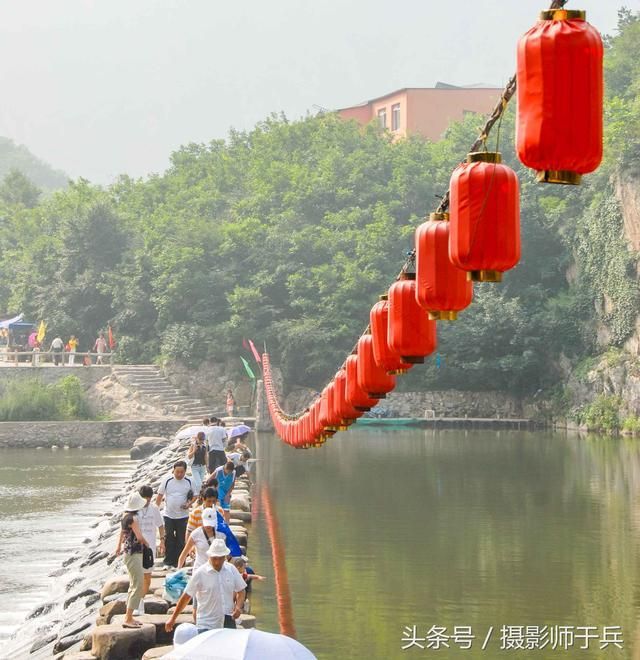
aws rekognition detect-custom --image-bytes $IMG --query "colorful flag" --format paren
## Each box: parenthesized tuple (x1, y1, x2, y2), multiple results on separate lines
(248, 339, 261, 364)
(36, 320, 47, 343)
(242, 338, 250, 351)
(108, 325, 116, 350)
(240, 356, 256, 380)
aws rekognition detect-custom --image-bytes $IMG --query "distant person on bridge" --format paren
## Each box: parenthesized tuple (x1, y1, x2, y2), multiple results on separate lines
(226, 388, 236, 417)
(206, 417, 228, 473)
(156, 461, 194, 568)
(93, 331, 108, 364)
(49, 336, 64, 365)
(67, 335, 78, 365)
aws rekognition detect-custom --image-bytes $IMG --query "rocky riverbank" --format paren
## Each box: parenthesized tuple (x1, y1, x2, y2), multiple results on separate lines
(3, 432, 255, 660)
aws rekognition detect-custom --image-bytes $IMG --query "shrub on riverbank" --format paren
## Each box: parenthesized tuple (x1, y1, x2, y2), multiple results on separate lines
(0, 376, 92, 421)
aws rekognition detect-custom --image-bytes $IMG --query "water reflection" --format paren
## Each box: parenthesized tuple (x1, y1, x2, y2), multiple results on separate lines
(250, 429, 640, 659)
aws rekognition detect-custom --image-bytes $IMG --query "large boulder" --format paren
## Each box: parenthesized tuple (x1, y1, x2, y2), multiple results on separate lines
(91, 624, 156, 660)
(130, 437, 170, 460)
(100, 576, 130, 601)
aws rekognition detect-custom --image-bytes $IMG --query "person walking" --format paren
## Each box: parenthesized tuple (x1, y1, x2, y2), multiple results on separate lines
(49, 336, 64, 366)
(137, 485, 165, 613)
(212, 461, 236, 523)
(206, 417, 227, 473)
(114, 491, 150, 628)
(156, 461, 194, 568)
(165, 538, 246, 634)
(187, 432, 208, 496)
(93, 332, 108, 365)
(67, 335, 78, 366)
(225, 389, 236, 417)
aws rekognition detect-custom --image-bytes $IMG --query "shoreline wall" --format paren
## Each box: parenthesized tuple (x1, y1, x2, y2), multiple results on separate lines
(0, 365, 111, 392)
(0, 420, 187, 448)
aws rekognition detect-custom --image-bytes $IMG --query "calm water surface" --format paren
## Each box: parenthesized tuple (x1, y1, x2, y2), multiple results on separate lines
(1, 430, 639, 660)
(0, 447, 132, 641)
(248, 429, 639, 659)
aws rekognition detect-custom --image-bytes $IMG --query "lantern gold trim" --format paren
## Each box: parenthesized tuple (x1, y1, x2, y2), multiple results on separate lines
(401, 356, 425, 364)
(389, 368, 409, 375)
(428, 310, 459, 321)
(468, 270, 503, 283)
(467, 151, 502, 164)
(539, 9, 586, 21)
(536, 169, 582, 185)
(429, 212, 450, 222)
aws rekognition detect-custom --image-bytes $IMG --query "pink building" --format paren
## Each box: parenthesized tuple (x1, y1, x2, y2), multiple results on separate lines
(336, 82, 502, 141)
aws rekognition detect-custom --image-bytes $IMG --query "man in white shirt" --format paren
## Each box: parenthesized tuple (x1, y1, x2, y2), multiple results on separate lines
(156, 461, 194, 567)
(165, 538, 246, 634)
(207, 417, 228, 473)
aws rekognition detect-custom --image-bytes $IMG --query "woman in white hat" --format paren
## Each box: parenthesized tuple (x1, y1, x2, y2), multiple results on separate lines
(114, 490, 150, 628)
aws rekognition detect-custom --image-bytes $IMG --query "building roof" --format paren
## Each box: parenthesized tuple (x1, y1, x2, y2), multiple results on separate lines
(337, 82, 502, 111)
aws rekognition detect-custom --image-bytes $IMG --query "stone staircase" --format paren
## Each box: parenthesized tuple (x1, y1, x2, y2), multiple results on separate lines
(111, 365, 214, 420)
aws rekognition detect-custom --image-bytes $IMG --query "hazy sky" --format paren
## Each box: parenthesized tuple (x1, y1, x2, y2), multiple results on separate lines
(0, 0, 634, 184)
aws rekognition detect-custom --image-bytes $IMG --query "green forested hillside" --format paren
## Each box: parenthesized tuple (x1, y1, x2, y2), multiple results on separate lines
(0, 10, 637, 398)
(0, 137, 68, 192)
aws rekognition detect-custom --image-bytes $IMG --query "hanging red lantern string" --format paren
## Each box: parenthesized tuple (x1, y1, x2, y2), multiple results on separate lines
(516, 8, 603, 185)
(449, 152, 520, 283)
(333, 368, 362, 427)
(415, 212, 473, 320)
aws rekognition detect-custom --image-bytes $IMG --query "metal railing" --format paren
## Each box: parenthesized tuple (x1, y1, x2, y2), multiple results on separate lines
(0, 349, 114, 366)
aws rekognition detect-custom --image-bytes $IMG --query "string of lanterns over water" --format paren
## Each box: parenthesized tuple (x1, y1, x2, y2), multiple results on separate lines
(263, 1, 604, 448)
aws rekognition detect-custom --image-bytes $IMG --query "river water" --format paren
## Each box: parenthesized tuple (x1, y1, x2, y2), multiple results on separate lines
(0, 447, 132, 643)
(1, 430, 639, 659)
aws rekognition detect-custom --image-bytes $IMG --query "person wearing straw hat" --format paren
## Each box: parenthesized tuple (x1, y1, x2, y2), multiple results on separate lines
(165, 538, 246, 635)
(114, 491, 150, 628)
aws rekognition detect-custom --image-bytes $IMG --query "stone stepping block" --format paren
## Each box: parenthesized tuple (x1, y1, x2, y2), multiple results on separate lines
(142, 595, 170, 615)
(167, 604, 194, 614)
(230, 495, 250, 512)
(142, 646, 174, 659)
(230, 510, 252, 523)
(153, 588, 165, 598)
(237, 614, 256, 629)
(111, 614, 192, 646)
(99, 600, 126, 623)
(91, 623, 156, 660)
(100, 576, 129, 601)
(63, 653, 97, 660)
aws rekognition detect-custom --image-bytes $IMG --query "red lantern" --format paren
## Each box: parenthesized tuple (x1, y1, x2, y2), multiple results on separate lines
(345, 355, 379, 411)
(449, 152, 520, 282)
(517, 9, 603, 185)
(325, 381, 344, 430)
(333, 369, 362, 426)
(357, 334, 396, 398)
(415, 212, 473, 320)
(370, 296, 413, 374)
(318, 387, 338, 435)
(388, 274, 437, 363)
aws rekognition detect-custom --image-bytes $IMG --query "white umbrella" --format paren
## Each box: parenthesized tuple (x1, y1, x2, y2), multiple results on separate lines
(162, 628, 316, 660)
(175, 425, 208, 441)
